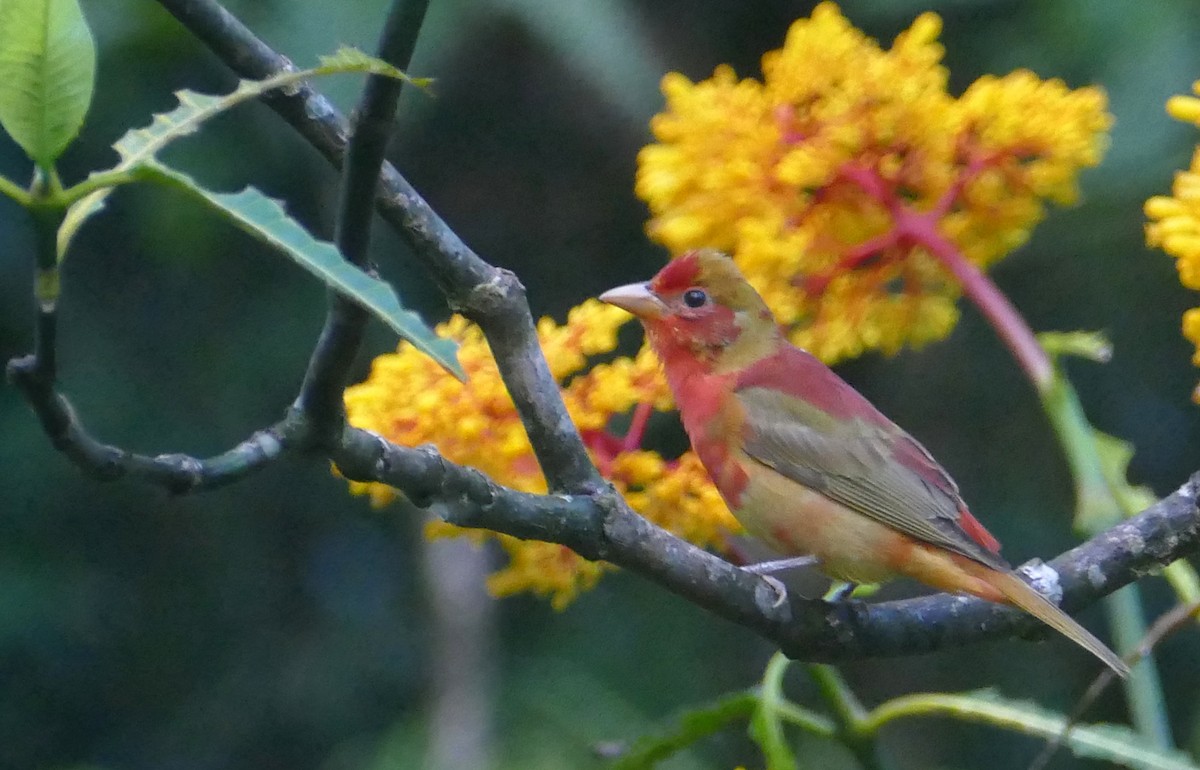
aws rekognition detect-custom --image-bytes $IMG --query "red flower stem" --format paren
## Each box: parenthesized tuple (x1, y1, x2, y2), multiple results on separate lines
(844, 230, 899, 260)
(838, 163, 892, 205)
(622, 401, 654, 452)
(930, 151, 991, 219)
(580, 429, 619, 476)
(837, 160, 1051, 390)
(901, 211, 1053, 391)
(803, 231, 899, 296)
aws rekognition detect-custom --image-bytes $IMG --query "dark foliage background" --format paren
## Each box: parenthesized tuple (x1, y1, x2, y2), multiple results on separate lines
(1, 1, 1199, 768)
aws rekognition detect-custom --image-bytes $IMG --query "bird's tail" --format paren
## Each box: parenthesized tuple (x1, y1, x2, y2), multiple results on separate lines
(981, 567, 1130, 678)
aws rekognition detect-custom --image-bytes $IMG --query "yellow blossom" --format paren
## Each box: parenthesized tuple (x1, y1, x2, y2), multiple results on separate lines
(614, 450, 739, 545)
(1167, 82, 1200, 126)
(637, 1, 1111, 363)
(1146, 80, 1200, 399)
(342, 300, 732, 607)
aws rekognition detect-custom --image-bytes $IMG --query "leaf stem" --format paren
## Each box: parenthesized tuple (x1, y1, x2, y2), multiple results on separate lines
(859, 690, 1196, 770)
(54, 168, 140, 206)
(608, 691, 761, 769)
(0, 172, 31, 205)
(751, 652, 799, 770)
(26, 169, 64, 379)
(807, 665, 892, 770)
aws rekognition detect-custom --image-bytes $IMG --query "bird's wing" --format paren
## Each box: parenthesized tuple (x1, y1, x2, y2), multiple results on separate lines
(736, 383, 1008, 570)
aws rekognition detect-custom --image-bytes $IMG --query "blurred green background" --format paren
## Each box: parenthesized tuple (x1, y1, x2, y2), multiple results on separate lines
(2, 0, 1200, 768)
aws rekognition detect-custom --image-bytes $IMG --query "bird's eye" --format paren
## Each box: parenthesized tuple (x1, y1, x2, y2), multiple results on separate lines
(682, 288, 708, 308)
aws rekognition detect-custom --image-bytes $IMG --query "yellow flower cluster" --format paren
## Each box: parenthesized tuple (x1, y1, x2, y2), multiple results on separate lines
(1145, 81, 1200, 400)
(343, 301, 735, 608)
(637, 1, 1111, 363)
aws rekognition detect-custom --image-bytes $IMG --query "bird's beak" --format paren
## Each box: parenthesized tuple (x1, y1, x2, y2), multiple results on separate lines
(599, 282, 668, 320)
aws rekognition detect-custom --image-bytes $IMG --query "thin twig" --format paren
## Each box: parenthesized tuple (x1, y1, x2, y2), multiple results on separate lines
(153, 0, 602, 494)
(5, 362, 291, 492)
(294, 0, 430, 442)
(1026, 600, 1200, 770)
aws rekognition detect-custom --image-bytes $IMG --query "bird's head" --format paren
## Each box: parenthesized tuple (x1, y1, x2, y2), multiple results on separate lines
(600, 249, 779, 370)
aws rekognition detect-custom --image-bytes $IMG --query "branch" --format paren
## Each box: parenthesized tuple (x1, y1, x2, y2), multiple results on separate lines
(6, 0, 433, 492)
(294, 0, 429, 442)
(15, 354, 1200, 661)
(15, 0, 1197, 665)
(154, 0, 602, 494)
(13, 3, 598, 496)
(335, 426, 1200, 663)
(6, 354, 291, 492)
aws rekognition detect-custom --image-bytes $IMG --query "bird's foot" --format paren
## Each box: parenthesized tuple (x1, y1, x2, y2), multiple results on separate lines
(742, 555, 819, 575)
(758, 575, 789, 609)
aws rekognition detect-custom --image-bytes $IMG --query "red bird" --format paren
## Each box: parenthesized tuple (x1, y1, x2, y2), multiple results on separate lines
(601, 249, 1127, 675)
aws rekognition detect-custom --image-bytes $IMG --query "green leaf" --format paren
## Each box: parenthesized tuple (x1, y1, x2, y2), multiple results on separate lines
(864, 689, 1199, 770)
(749, 653, 800, 770)
(58, 46, 426, 258)
(0, 0, 96, 167)
(608, 691, 760, 769)
(1038, 330, 1113, 364)
(137, 163, 461, 379)
(48, 47, 457, 376)
(1092, 429, 1158, 516)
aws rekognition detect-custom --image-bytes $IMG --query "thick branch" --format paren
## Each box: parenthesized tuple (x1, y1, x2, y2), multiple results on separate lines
(335, 426, 1200, 663)
(332, 427, 793, 627)
(806, 478, 1200, 661)
(17, 354, 1200, 661)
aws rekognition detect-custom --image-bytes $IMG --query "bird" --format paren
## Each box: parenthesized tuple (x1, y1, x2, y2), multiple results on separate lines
(599, 248, 1128, 676)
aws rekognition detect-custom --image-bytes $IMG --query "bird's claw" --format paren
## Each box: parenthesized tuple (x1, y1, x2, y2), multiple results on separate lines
(759, 575, 788, 608)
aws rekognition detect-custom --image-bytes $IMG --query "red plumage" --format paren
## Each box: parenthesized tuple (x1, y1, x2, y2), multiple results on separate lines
(600, 249, 1125, 675)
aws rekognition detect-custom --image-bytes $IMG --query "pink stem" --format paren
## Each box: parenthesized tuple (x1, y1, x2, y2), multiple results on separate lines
(581, 429, 619, 476)
(930, 151, 991, 219)
(838, 163, 892, 206)
(899, 210, 1053, 390)
(622, 401, 654, 452)
(802, 231, 900, 296)
(836, 157, 1052, 391)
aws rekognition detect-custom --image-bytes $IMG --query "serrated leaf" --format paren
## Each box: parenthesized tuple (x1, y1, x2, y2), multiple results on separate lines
(58, 46, 427, 258)
(870, 689, 1198, 770)
(0, 0, 96, 167)
(138, 163, 461, 379)
(317, 46, 434, 88)
(1093, 429, 1158, 515)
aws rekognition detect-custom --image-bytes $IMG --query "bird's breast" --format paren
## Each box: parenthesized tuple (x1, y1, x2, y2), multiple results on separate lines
(668, 370, 751, 505)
